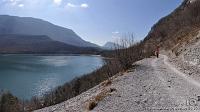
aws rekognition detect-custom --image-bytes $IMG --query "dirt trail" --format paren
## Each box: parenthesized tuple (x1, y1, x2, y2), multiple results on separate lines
(163, 55, 200, 88)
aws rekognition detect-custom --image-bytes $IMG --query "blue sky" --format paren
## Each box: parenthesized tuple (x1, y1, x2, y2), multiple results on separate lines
(0, 0, 182, 45)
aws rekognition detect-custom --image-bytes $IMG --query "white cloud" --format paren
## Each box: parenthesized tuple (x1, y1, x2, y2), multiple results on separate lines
(10, 0, 19, 6)
(65, 3, 89, 8)
(4, 0, 24, 7)
(18, 3, 24, 7)
(80, 3, 88, 8)
(53, 0, 62, 6)
(112, 31, 119, 34)
(66, 3, 76, 8)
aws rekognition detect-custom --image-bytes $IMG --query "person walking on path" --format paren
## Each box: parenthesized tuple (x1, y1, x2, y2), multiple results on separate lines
(155, 45, 160, 58)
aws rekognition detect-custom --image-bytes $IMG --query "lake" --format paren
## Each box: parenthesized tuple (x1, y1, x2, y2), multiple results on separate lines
(0, 55, 104, 99)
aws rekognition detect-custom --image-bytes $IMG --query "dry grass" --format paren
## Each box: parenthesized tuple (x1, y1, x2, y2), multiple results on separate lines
(86, 87, 117, 111)
(94, 90, 108, 102)
(101, 79, 112, 87)
(87, 101, 97, 110)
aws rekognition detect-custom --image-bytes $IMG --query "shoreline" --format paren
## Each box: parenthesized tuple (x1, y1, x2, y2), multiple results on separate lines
(0, 53, 102, 57)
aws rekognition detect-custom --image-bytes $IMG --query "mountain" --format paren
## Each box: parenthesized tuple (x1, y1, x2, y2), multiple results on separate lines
(102, 42, 122, 50)
(143, 0, 200, 54)
(0, 15, 99, 48)
(0, 34, 100, 54)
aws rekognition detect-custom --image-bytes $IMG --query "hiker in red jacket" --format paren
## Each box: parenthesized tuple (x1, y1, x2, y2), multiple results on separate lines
(155, 45, 160, 58)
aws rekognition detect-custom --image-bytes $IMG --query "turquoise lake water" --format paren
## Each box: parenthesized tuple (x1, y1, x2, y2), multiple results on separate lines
(0, 55, 103, 99)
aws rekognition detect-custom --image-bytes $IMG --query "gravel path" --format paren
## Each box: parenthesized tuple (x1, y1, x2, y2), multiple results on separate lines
(35, 55, 200, 112)
(93, 55, 200, 112)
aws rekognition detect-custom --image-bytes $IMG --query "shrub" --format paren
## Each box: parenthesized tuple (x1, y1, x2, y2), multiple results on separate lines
(87, 101, 97, 110)
(0, 92, 21, 112)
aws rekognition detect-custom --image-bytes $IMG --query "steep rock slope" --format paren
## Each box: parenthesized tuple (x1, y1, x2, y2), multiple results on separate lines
(144, 0, 200, 53)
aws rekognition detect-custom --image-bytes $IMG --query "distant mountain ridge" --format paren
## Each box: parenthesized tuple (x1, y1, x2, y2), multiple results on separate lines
(0, 34, 100, 54)
(0, 15, 99, 48)
(102, 42, 122, 50)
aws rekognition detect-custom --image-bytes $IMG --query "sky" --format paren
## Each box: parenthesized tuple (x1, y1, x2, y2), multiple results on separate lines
(0, 0, 182, 46)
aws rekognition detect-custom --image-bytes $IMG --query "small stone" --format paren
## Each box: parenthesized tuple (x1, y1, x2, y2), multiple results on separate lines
(110, 88, 117, 92)
(135, 101, 140, 105)
(198, 96, 200, 101)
